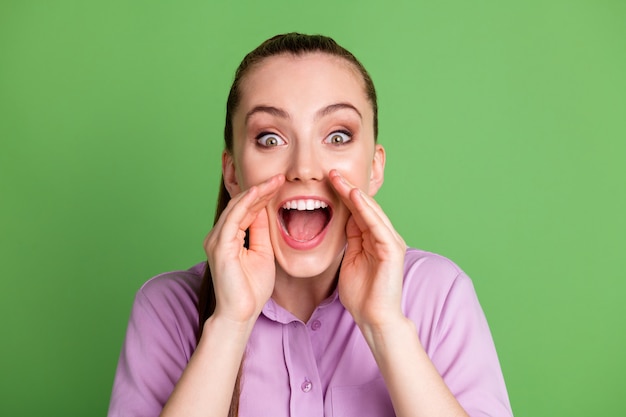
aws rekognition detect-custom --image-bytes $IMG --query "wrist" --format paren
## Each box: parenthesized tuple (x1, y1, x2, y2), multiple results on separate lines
(201, 314, 257, 347)
(353, 307, 407, 334)
(357, 314, 416, 354)
(211, 299, 264, 328)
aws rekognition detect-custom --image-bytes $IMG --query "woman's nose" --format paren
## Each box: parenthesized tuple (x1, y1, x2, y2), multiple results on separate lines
(285, 141, 324, 182)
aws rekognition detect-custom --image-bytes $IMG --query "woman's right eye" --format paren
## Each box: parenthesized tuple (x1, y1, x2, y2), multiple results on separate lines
(256, 133, 286, 147)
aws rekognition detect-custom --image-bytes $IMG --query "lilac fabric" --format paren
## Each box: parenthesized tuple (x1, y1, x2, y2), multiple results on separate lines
(108, 248, 513, 416)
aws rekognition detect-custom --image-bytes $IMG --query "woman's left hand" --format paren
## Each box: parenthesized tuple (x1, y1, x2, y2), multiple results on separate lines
(329, 169, 407, 328)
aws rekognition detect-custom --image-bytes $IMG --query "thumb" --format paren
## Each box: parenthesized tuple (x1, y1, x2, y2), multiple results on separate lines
(344, 215, 363, 260)
(248, 207, 273, 255)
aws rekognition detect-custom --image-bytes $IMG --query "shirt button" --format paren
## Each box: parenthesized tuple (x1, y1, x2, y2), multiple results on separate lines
(311, 320, 322, 331)
(301, 379, 313, 393)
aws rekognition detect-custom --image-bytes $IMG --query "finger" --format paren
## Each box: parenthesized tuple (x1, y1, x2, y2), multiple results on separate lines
(347, 188, 393, 239)
(350, 186, 396, 233)
(343, 214, 364, 254)
(239, 174, 285, 225)
(253, 173, 286, 202)
(329, 170, 396, 236)
(348, 188, 406, 257)
(328, 169, 359, 213)
(207, 175, 284, 248)
(248, 207, 274, 254)
(224, 176, 283, 236)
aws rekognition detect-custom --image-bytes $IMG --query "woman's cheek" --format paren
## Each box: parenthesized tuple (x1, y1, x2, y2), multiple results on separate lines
(239, 153, 285, 188)
(330, 157, 372, 189)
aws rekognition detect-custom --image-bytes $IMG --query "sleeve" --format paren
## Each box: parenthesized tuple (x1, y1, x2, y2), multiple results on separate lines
(107, 279, 197, 417)
(429, 273, 513, 417)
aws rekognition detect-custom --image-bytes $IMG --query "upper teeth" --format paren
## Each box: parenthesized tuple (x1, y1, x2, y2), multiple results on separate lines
(282, 199, 328, 210)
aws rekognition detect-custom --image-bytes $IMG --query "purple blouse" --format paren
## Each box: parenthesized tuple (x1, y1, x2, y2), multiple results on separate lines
(108, 248, 513, 416)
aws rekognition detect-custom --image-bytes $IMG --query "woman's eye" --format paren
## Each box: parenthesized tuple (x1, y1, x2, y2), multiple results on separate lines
(325, 131, 352, 145)
(256, 133, 285, 147)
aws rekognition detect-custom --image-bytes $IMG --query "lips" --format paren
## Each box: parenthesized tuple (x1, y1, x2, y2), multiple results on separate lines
(278, 197, 332, 249)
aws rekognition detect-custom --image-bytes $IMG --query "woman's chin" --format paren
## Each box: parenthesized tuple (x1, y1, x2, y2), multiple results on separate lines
(271, 238, 345, 280)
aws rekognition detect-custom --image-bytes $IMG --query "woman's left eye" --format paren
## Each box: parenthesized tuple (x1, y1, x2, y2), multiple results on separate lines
(256, 133, 286, 147)
(324, 131, 352, 145)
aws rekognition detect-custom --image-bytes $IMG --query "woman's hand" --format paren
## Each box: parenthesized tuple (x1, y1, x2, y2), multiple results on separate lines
(203, 174, 285, 324)
(329, 170, 470, 417)
(329, 169, 407, 329)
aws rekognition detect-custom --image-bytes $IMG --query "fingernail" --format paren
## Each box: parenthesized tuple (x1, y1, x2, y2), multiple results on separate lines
(335, 171, 347, 184)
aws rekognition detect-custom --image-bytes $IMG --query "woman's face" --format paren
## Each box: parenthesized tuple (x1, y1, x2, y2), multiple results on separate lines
(224, 52, 385, 279)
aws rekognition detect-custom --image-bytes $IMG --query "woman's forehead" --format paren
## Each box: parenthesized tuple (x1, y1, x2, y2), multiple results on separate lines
(243, 53, 366, 95)
(236, 52, 371, 117)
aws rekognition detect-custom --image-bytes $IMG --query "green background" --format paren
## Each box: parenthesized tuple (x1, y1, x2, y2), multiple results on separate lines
(1, 0, 624, 415)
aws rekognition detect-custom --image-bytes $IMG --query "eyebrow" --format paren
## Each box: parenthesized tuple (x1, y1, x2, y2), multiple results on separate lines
(245, 106, 290, 123)
(244, 102, 362, 124)
(316, 103, 362, 120)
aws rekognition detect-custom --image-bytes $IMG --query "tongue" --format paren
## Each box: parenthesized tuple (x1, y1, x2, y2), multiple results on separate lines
(285, 209, 327, 241)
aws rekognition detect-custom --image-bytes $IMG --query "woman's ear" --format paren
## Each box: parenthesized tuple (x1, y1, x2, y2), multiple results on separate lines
(368, 144, 386, 196)
(222, 150, 241, 197)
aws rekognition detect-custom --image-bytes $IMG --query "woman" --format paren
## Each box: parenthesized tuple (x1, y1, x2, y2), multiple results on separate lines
(108, 33, 513, 417)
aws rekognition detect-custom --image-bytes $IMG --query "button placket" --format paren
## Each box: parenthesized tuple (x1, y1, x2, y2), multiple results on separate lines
(283, 320, 324, 415)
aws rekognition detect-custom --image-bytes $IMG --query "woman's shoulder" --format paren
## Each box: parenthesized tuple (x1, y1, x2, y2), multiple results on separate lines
(401, 247, 475, 312)
(403, 247, 467, 283)
(109, 264, 206, 415)
(401, 247, 485, 351)
(134, 262, 206, 316)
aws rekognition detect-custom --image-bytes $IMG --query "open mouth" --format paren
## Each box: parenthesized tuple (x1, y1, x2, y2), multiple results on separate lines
(278, 199, 332, 243)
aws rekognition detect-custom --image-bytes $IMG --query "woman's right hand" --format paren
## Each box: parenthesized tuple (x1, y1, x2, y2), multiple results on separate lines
(203, 174, 285, 325)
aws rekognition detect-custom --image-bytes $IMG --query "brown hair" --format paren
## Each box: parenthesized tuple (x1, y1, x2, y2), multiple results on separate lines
(196, 32, 378, 416)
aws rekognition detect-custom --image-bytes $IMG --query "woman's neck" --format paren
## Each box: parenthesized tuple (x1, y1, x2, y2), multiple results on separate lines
(271, 261, 341, 323)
